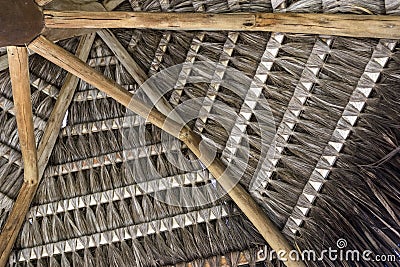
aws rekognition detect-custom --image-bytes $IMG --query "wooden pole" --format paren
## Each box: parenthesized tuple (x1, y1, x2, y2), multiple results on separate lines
(7, 47, 38, 185)
(0, 46, 39, 267)
(0, 184, 38, 267)
(44, 11, 400, 39)
(28, 35, 306, 267)
(0, 36, 95, 267)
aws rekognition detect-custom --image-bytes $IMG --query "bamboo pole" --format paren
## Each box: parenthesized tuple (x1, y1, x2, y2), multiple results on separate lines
(44, 11, 400, 39)
(0, 36, 95, 267)
(28, 35, 306, 267)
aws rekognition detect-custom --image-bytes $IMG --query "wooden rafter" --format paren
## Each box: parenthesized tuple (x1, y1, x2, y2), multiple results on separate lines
(44, 11, 400, 39)
(7, 47, 38, 185)
(0, 47, 39, 266)
(28, 35, 306, 267)
(0, 36, 95, 267)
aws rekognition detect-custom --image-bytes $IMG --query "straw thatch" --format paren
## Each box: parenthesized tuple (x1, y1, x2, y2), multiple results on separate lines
(0, 0, 399, 266)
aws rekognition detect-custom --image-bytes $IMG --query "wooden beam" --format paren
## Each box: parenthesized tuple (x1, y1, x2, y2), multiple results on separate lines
(7, 47, 38, 185)
(44, 11, 400, 39)
(28, 35, 305, 267)
(0, 36, 95, 267)
(35, 0, 53, 6)
(29, 36, 179, 133)
(42, 1, 126, 44)
(0, 183, 38, 267)
(0, 46, 39, 267)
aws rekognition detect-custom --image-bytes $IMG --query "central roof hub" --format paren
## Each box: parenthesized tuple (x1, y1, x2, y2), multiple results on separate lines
(0, 0, 44, 47)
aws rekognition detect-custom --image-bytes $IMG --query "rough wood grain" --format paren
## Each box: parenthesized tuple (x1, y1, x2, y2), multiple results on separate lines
(7, 47, 38, 185)
(0, 183, 38, 267)
(0, 46, 39, 267)
(44, 11, 400, 38)
(0, 0, 120, 72)
(28, 35, 305, 267)
(0, 36, 95, 267)
(41, 0, 122, 44)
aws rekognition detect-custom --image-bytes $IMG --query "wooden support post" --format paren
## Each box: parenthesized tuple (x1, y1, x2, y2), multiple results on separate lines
(0, 36, 95, 267)
(28, 35, 306, 267)
(0, 184, 38, 267)
(44, 11, 400, 39)
(0, 46, 39, 267)
(7, 47, 38, 185)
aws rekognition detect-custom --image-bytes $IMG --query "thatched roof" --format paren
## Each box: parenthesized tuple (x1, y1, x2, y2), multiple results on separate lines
(0, 0, 399, 266)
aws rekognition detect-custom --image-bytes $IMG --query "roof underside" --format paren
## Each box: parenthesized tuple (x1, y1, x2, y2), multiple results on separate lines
(0, 0, 400, 266)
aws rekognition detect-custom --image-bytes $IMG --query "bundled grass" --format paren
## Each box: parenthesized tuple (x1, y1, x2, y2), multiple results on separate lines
(253, 36, 379, 228)
(15, 214, 265, 266)
(285, 0, 386, 14)
(281, 46, 400, 266)
(1, 1, 400, 266)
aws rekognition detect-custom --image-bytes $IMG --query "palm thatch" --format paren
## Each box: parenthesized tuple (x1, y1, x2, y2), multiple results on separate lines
(0, 0, 399, 266)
